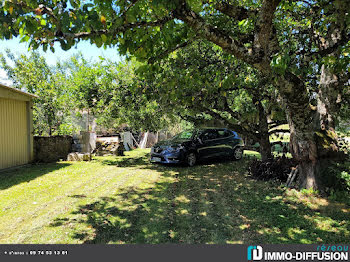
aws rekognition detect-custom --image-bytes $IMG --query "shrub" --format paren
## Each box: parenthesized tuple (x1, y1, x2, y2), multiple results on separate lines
(320, 160, 350, 204)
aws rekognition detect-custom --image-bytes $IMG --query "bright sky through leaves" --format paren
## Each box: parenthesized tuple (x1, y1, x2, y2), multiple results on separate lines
(0, 37, 123, 85)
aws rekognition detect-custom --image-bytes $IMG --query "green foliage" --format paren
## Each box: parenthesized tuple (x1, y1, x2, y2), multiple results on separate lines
(84, 57, 172, 131)
(0, 50, 74, 135)
(1, 0, 348, 89)
(57, 122, 79, 136)
(0, 50, 171, 134)
(270, 54, 290, 75)
(1, 1, 348, 131)
(321, 161, 350, 198)
(300, 188, 320, 197)
(137, 40, 285, 142)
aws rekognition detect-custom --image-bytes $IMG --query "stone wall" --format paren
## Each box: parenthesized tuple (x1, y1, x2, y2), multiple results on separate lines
(34, 136, 73, 163)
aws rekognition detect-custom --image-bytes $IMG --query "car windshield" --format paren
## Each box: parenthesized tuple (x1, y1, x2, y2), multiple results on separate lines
(173, 130, 195, 139)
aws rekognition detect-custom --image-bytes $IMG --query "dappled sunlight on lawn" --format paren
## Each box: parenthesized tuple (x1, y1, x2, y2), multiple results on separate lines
(0, 149, 349, 244)
(47, 149, 350, 244)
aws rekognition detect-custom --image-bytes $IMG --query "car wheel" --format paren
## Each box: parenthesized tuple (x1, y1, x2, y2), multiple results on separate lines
(186, 152, 197, 167)
(233, 147, 243, 160)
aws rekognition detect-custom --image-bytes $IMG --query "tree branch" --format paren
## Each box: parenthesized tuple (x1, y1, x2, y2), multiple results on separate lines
(268, 129, 290, 135)
(56, 17, 173, 40)
(213, 2, 258, 20)
(253, 0, 281, 70)
(173, 0, 257, 64)
(268, 120, 288, 129)
(148, 38, 195, 64)
(120, 0, 140, 19)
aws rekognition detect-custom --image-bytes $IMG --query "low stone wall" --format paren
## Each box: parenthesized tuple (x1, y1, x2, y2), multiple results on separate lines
(34, 136, 73, 163)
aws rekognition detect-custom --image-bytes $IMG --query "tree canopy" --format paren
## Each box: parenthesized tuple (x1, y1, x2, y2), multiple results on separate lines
(0, 51, 170, 134)
(0, 50, 74, 135)
(138, 40, 287, 160)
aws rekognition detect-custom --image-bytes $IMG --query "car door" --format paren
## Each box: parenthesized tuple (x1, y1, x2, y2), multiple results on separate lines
(217, 129, 233, 156)
(197, 129, 222, 159)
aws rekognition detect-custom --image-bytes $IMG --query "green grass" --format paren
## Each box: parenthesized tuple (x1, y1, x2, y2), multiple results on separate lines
(0, 149, 349, 244)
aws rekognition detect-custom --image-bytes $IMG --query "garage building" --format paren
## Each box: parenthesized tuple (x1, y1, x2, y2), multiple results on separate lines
(0, 83, 37, 170)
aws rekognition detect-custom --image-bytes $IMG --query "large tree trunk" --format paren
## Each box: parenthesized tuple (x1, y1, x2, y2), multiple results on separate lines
(259, 134, 272, 162)
(278, 70, 342, 190)
(288, 123, 320, 189)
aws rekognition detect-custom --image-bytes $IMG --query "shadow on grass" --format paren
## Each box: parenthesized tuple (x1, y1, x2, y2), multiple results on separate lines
(51, 153, 349, 244)
(0, 162, 71, 190)
(100, 152, 253, 168)
(101, 157, 150, 167)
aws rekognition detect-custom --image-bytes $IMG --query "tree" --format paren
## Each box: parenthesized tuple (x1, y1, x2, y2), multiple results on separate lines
(0, 50, 73, 135)
(64, 54, 105, 131)
(2, 0, 349, 189)
(139, 40, 287, 161)
(63, 54, 172, 132)
(90, 58, 172, 132)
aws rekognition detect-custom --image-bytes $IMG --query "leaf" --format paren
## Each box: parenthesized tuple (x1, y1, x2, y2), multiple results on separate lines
(238, 19, 248, 28)
(20, 35, 30, 43)
(95, 36, 103, 47)
(101, 34, 107, 43)
(187, 0, 202, 13)
(9, 6, 13, 15)
(126, 12, 136, 23)
(136, 47, 147, 58)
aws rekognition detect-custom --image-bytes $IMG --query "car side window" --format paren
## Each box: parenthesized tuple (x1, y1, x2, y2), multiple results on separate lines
(200, 130, 218, 141)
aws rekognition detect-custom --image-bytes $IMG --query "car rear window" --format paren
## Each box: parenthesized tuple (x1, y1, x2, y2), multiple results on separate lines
(201, 130, 218, 140)
(218, 130, 225, 137)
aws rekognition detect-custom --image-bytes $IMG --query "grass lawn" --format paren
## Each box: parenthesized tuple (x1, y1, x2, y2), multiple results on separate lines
(0, 149, 349, 244)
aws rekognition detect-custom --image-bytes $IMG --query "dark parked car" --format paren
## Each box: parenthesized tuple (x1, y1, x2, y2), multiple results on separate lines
(150, 128, 244, 166)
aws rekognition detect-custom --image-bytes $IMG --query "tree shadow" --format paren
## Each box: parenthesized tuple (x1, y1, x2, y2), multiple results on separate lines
(0, 163, 71, 190)
(101, 157, 150, 167)
(50, 154, 350, 243)
(100, 151, 247, 169)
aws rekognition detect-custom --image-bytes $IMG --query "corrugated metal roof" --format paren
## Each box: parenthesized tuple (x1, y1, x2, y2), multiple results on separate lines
(0, 83, 38, 99)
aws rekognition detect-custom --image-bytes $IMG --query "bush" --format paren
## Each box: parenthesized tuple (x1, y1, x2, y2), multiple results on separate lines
(320, 160, 350, 204)
(322, 161, 350, 191)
